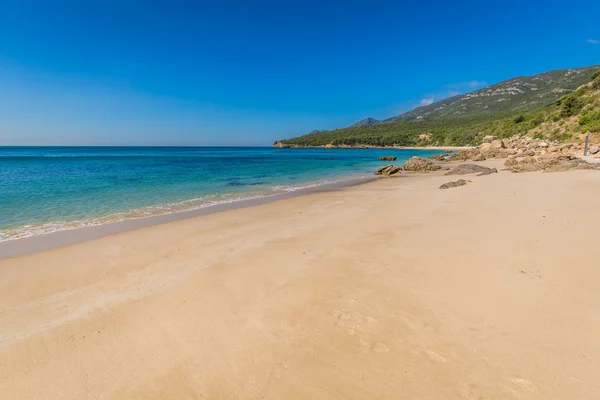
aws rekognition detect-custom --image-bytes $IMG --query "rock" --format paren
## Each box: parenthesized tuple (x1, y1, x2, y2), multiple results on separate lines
(544, 159, 599, 172)
(378, 156, 397, 161)
(507, 153, 598, 173)
(376, 165, 391, 174)
(472, 153, 486, 161)
(589, 146, 600, 155)
(522, 149, 535, 156)
(429, 154, 448, 161)
(491, 139, 506, 149)
(479, 140, 510, 159)
(449, 148, 480, 161)
(402, 156, 442, 172)
(440, 179, 471, 189)
(539, 141, 549, 148)
(483, 135, 497, 143)
(374, 164, 402, 176)
(273, 141, 289, 148)
(479, 143, 492, 153)
(445, 164, 498, 176)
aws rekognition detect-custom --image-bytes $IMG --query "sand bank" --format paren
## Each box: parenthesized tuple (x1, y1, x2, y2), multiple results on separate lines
(1, 160, 600, 399)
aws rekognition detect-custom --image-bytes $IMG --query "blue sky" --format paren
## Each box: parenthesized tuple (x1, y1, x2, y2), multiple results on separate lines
(0, 0, 599, 146)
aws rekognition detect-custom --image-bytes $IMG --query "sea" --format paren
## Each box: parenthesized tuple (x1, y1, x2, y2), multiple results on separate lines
(0, 146, 442, 242)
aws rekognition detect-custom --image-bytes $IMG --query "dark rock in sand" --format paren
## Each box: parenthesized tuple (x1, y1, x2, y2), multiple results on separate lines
(378, 155, 397, 161)
(445, 164, 498, 176)
(439, 179, 471, 189)
(374, 164, 402, 176)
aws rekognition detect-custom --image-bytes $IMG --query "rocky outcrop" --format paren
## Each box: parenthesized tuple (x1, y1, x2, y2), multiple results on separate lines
(273, 141, 290, 148)
(450, 135, 586, 162)
(375, 164, 402, 176)
(439, 179, 471, 189)
(402, 157, 442, 172)
(445, 164, 498, 176)
(505, 154, 599, 173)
(378, 156, 397, 161)
(429, 153, 449, 161)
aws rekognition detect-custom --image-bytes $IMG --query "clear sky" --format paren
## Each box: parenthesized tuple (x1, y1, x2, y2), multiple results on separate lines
(0, 0, 599, 146)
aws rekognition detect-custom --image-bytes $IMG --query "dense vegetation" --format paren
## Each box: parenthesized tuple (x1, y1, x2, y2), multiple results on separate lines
(277, 67, 600, 147)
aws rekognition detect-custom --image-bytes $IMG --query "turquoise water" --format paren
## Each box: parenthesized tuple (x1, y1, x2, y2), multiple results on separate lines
(0, 146, 441, 241)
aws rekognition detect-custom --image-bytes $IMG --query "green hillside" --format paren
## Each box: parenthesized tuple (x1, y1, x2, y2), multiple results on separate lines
(275, 66, 600, 148)
(388, 65, 600, 122)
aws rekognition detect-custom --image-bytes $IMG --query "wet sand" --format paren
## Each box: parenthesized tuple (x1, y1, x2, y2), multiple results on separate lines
(1, 161, 600, 399)
(0, 177, 375, 259)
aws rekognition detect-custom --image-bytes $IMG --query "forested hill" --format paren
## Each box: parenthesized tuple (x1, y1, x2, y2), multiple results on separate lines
(275, 66, 600, 148)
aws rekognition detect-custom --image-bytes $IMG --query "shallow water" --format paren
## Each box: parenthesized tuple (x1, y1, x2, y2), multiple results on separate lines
(0, 146, 441, 241)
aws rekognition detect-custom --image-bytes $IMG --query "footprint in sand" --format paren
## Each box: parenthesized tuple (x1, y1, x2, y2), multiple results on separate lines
(372, 342, 390, 352)
(426, 350, 447, 363)
(331, 309, 352, 326)
(510, 377, 537, 392)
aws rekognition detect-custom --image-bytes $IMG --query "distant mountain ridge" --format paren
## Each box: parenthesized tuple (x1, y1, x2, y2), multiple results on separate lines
(350, 117, 380, 127)
(274, 64, 600, 148)
(387, 65, 600, 122)
(302, 65, 600, 135)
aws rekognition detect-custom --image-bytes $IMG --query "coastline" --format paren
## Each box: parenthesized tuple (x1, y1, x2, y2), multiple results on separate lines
(0, 176, 376, 259)
(1, 146, 445, 248)
(273, 143, 473, 150)
(2, 159, 600, 398)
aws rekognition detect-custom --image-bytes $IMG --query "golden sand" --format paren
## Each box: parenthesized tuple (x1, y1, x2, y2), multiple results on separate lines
(1, 161, 599, 399)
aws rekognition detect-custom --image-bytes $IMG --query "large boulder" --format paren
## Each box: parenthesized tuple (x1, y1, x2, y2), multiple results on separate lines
(378, 155, 397, 161)
(449, 148, 481, 161)
(478, 139, 510, 159)
(445, 164, 498, 176)
(439, 179, 471, 189)
(491, 139, 506, 149)
(472, 153, 486, 161)
(589, 146, 600, 155)
(374, 164, 402, 176)
(402, 156, 442, 172)
(482, 135, 497, 143)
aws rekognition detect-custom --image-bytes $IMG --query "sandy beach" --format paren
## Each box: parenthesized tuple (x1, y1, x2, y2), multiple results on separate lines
(1, 160, 600, 399)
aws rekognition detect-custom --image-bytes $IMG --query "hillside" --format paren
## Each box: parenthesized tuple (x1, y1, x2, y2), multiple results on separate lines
(388, 65, 600, 122)
(350, 117, 380, 127)
(275, 66, 600, 148)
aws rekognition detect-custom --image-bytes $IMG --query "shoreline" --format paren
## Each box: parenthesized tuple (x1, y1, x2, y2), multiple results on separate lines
(273, 144, 472, 150)
(2, 159, 600, 398)
(0, 176, 377, 259)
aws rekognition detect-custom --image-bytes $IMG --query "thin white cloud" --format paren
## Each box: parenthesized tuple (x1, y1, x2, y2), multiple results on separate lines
(588, 39, 599, 45)
(391, 79, 488, 115)
(445, 80, 488, 90)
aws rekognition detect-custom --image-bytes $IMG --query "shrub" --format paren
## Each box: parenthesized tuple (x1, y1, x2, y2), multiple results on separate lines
(513, 115, 525, 124)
